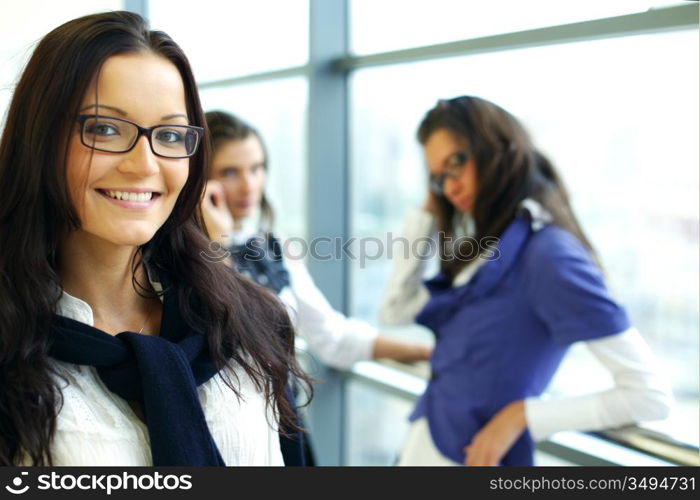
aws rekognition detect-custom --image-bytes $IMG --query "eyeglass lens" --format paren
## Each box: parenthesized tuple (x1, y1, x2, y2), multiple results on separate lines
(81, 116, 199, 158)
(430, 151, 469, 195)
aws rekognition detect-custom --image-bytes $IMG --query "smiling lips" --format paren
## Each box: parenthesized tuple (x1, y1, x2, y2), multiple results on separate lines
(456, 197, 474, 211)
(97, 188, 161, 207)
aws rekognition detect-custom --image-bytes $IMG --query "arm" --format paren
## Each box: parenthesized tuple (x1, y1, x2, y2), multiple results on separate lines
(524, 327, 672, 441)
(464, 229, 672, 466)
(371, 335, 432, 363)
(285, 253, 431, 369)
(377, 208, 435, 326)
(463, 328, 672, 466)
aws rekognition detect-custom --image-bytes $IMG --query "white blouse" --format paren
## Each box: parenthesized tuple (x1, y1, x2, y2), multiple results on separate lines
(44, 291, 284, 466)
(232, 220, 378, 370)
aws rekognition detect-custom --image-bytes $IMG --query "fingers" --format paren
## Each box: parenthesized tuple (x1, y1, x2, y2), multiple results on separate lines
(419, 344, 433, 361)
(203, 179, 221, 196)
(464, 444, 485, 466)
(203, 180, 226, 209)
(464, 442, 500, 466)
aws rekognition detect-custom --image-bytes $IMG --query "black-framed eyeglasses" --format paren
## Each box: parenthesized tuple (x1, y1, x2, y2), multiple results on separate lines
(429, 150, 470, 195)
(76, 114, 204, 159)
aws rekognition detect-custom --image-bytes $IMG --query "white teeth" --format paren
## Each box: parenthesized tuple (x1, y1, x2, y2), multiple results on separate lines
(105, 190, 154, 202)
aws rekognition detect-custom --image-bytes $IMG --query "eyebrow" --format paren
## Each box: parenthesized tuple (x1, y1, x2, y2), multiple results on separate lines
(79, 104, 188, 121)
(161, 113, 189, 121)
(217, 161, 265, 172)
(80, 104, 126, 115)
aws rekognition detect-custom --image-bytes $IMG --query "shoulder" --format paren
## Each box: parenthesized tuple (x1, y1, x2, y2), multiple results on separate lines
(270, 232, 307, 268)
(518, 223, 604, 294)
(521, 224, 593, 270)
(231, 232, 286, 262)
(256, 231, 288, 258)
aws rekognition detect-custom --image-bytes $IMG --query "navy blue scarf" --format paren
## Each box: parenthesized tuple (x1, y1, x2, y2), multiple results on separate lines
(48, 285, 304, 466)
(229, 234, 290, 294)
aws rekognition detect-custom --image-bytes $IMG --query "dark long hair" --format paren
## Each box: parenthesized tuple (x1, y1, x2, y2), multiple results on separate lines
(0, 11, 307, 466)
(205, 110, 275, 231)
(417, 96, 596, 281)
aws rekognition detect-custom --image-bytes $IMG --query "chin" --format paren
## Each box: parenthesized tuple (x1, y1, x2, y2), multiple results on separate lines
(111, 234, 158, 247)
(450, 203, 471, 214)
(98, 226, 160, 247)
(232, 208, 253, 220)
(452, 200, 474, 214)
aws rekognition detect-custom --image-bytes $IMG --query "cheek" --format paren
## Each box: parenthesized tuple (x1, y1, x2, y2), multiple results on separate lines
(219, 178, 244, 209)
(466, 169, 478, 195)
(460, 164, 478, 194)
(219, 178, 236, 199)
(254, 171, 267, 195)
(220, 179, 239, 208)
(229, 178, 246, 196)
(442, 177, 460, 198)
(167, 162, 190, 195)
(65, 140, 94, 209)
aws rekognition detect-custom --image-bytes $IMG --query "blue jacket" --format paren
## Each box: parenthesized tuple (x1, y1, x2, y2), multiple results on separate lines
(411, 216, 630, 465)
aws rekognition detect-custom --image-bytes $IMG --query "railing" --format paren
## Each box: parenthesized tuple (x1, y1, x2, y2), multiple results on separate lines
(298, 342, 699, 466)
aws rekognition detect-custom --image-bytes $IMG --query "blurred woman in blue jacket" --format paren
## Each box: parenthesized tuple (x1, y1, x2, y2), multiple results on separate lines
(380, 96, 672, 466)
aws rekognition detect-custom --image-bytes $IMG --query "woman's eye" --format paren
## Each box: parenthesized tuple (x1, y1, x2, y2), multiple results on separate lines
(156, 129, 184, 143)
(86, 122, 119, 136)
(219, 168, 238, 178)
(446, 152, 468, 173)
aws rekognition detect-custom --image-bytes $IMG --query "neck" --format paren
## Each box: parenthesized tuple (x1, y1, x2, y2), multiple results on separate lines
(234, 206, 262, 234)
(59, 232, 157, 334)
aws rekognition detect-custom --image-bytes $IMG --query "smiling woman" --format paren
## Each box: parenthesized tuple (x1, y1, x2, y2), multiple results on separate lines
(65, 54, 192, 252)
(0, 11, 310, 467)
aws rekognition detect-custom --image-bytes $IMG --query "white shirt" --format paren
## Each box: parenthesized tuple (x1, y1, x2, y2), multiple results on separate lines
(232, 219, 378, 370)
(44, 291, 284, 466)
(380, 205, 672, 441)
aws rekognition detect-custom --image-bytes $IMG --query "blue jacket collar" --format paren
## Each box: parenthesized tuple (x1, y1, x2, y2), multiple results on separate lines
(417, 216, 534, 333)
(424, 216, 532, 297)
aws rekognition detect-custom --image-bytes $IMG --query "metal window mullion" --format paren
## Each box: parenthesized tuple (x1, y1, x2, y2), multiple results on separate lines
(305, 0, 350, 467)
(196, 65, 310, 90)
(337, 3, 698, 71)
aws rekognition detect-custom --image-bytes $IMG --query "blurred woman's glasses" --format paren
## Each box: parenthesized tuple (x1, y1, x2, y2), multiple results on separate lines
(76, 114, 203, 158)
(430, 150, 469, 195)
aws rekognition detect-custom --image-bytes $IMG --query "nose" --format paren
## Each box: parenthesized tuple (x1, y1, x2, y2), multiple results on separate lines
(239, 172, 253, 194)
(117, 135, 159, 177)
(443, 175, 462, 199)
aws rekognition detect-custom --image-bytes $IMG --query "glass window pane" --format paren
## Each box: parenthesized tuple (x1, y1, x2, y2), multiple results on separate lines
(0, 0, 122, 127)
(150, 0, 309, 82)
(351, 0, 680, 55)
(346, 380, 413, 465)
(349, 30, 699, 445)
(200, 77, 308, 239)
